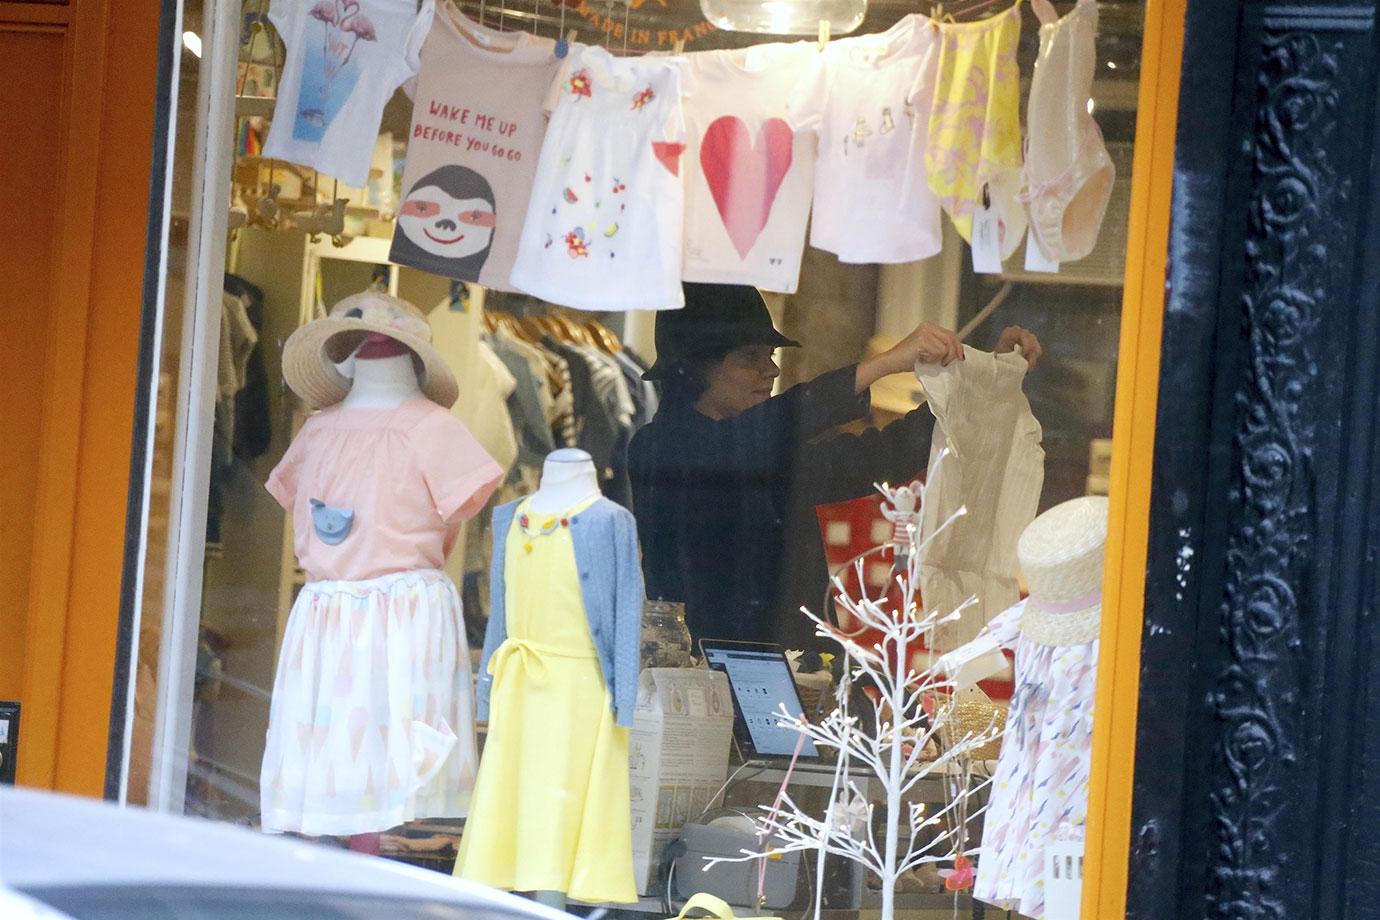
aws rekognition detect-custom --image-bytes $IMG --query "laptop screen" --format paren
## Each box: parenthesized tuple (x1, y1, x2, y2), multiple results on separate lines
(701, 643, 820, 758)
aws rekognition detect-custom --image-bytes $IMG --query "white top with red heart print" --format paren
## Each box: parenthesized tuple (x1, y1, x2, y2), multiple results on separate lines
(679, 43, 821, 295)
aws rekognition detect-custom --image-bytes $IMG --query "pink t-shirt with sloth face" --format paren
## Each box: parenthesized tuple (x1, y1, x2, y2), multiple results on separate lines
(389, 2, 560, 291)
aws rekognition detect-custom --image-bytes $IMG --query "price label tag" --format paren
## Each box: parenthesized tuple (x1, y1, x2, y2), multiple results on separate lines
(1024, 227, 1060, 273)
(970, 193, 1003, 275)
(1044, 836, 1085, 920)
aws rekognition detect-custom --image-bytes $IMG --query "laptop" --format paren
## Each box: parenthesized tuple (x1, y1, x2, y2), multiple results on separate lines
(699, 639, 826, 764)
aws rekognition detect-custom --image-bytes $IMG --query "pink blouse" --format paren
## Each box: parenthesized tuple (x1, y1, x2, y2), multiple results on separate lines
(267, 398, 503, 583)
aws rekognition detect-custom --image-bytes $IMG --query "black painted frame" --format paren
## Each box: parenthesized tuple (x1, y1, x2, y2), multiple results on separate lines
(1127, 2, 1380, 918)
(104, 0, 181, 801)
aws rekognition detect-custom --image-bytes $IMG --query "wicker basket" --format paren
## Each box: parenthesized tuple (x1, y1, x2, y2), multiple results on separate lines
(936, 692, 1008, 762)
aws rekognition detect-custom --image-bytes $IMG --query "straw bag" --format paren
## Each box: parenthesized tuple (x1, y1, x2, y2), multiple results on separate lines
(937, 690, 1007, 761)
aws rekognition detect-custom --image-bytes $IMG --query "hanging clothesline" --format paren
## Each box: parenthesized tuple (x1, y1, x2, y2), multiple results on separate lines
(245, 0, 1114, 308)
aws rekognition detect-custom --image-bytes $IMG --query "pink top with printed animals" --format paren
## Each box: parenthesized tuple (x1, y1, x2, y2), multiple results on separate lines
(267, 397, 503, 582)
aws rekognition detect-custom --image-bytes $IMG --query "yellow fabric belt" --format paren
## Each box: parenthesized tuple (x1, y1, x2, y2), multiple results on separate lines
(489, 638, 599, 685)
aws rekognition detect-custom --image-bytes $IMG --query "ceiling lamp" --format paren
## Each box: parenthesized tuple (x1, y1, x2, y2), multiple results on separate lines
(701, 0, 866, 35)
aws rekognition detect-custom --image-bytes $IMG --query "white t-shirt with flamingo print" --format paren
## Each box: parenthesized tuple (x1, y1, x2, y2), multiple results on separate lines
(509, 45, 688, 312)
(263, 0, 428, 186)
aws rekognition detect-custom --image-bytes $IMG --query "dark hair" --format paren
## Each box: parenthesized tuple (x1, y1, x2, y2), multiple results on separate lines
(658, 342, 737, 407)
(658, 362, 710, 407)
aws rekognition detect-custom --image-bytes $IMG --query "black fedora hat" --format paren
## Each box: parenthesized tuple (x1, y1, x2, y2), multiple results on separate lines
(642, 283, 800, 381)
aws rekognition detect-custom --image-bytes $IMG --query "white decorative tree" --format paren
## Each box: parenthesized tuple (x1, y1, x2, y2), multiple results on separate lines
(705, 467, 1002, 920)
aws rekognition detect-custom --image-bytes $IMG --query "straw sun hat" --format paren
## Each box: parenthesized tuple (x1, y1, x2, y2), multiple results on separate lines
(1016, 495, 1109, 646)
(281, 291, 459, 410)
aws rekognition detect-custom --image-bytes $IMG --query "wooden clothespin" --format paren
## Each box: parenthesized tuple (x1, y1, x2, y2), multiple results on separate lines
(1031, 0, 1058, 25)
(816, 18, 830, 51)
(673, 36, 685, 55)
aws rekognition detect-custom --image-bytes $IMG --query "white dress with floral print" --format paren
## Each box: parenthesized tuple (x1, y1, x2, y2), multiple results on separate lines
(509, 45, 687, 311)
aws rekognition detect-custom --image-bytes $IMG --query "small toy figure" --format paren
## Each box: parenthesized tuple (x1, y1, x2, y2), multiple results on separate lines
(879, 480, 923, 571)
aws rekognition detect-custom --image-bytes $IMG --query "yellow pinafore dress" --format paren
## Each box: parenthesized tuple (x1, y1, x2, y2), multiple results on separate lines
(454, 497, 636, 903)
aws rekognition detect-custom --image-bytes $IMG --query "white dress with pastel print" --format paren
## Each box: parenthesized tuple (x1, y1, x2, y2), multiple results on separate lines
(973, 599, 1098, 919)
(509, 46, 687, 311)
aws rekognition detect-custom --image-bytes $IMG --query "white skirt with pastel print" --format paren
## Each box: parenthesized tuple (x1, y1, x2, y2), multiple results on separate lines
(260, 569, 477, 836)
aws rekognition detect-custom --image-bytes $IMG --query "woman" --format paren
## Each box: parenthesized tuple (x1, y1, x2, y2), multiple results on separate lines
(628, 283, 1041, 650)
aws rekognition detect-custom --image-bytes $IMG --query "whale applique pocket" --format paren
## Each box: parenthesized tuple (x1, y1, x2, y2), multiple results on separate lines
(310, 499, 354, 546)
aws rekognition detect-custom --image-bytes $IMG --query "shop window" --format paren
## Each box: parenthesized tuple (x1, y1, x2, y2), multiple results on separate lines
(120, 0, 1154, 915)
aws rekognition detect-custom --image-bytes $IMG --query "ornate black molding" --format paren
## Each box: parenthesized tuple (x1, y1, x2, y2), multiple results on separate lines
(1128, 3, 1380, 920)
(1205, 24, 1339, 920)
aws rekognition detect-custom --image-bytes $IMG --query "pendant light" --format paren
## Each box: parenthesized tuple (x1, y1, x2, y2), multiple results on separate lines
(700, 0, 866, 36)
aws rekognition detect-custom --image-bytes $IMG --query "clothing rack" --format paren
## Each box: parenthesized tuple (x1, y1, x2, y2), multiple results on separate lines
(482, 308, 625, 355)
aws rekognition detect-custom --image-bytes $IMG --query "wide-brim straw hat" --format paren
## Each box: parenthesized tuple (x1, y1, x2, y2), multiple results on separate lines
(1016, 495, 1109, 646)
(865, 334, 926, 415)
(281, 291, 459, 410)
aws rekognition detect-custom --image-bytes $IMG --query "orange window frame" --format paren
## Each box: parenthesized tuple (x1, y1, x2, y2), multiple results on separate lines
(1081, 0, 1185, 915)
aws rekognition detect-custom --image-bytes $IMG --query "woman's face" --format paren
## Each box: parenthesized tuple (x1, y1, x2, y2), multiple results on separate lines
(698, 344, 781, 419)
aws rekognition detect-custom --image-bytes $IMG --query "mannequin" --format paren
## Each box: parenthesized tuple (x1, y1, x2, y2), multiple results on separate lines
(340, 332, 419, 857)
(457, 450, 643, 905)
(340, 333, 421, 410)
(527, 448, 600, 515)
(524, 442, 594, 909)
(937, 496, 1107, 919)
(263, 291, 504, 855)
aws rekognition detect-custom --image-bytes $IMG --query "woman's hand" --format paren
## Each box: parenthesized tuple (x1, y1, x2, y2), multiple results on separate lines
(995, 325, 1043, 369)
(856, 322, 964, 393)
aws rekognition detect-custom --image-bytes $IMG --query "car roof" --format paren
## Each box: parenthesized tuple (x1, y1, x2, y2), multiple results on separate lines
(0, 788, 564, 917)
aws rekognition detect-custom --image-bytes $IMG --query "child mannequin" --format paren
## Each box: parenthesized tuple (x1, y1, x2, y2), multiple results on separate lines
(263, 292, 503, 854)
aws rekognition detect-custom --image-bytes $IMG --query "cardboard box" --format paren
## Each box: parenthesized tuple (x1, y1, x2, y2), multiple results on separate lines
(629, 668, 735, 895)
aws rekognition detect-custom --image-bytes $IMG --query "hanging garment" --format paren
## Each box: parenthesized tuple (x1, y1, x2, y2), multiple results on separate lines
(489, 334, 558, 469)
(915, 347, 1043, 649)
(455, 496, 638, 902)
(510, 46, 687, 311)
(680, 43, 819, 292)
(925, 3, 1027, 259)
(1023, 0, 1115, 263)
(259, 569, 473, 835)
(260, 398, 503, 834)
(389, 3, 560, 289)
(788, 14, 944, 264)
(223, 274, 272, 460)
(969, 595, 1099, 917)
(263, 0, 428, 186)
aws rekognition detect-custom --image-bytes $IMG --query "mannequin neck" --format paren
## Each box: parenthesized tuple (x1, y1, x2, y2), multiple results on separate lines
(342, 353, 422, 409)
(529, 449, 601, 514)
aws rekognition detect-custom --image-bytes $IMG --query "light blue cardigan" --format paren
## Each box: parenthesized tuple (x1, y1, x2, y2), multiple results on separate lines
(477, 497, 645, 727)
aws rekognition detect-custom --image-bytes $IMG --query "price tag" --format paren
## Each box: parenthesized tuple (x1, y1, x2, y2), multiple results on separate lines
(1044, 836, 1085, 920)
(970, 192, 1003, 275)
(1024, 227, 1060, 273)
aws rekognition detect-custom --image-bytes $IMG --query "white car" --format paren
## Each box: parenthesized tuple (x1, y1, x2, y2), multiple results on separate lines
(0, 787, 572, 920)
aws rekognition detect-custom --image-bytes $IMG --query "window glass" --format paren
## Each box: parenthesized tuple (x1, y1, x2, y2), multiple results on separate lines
(124, 0, 1150, 911)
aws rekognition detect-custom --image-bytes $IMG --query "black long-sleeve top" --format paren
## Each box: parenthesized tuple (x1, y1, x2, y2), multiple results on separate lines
(627, 364, 936, 649)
